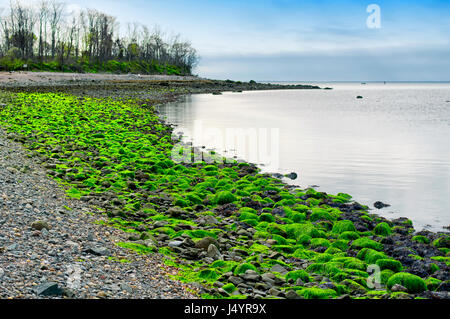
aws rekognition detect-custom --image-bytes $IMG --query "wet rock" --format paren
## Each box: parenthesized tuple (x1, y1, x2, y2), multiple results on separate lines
(285, 172, 298, 180)
(374, 201, 390, 209)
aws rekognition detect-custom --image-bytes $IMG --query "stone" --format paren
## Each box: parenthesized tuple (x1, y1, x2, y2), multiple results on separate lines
(228, 276, 244, 286)
(207, 244, 222, 260)
(35, 282, 63, 296)
(194, 237, 218, 250)
(270, 264, 288, 275)
(374, 201, 390, 209)
(391, 284, 408, 292)
(242, 270, 261, 281)
(31, 220, 51, 231)
(285, 289, 300, 299)
(168, 240, 183, 248)
(201, 215, 218, 225)
(85, 246, 110, 256)
(268, 287, 284, 297)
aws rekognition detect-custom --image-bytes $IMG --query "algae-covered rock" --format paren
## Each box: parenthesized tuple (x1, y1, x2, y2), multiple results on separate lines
(351, 237, 383, 251)
(332, 220, 356, 234)
(373, 222, 392, 236)
(376, 259, 403, 272)
(387, 272, 427, 294)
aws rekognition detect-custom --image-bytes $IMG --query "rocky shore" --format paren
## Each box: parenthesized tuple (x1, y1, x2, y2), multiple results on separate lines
(0, 74, 448, 300)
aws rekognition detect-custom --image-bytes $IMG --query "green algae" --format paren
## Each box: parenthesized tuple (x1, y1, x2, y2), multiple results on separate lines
(387, 272, 427, 294)
(0, 90, 437, 300)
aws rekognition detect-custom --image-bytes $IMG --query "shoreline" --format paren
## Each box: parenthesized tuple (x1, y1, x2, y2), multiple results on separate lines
(0, 75, 448, 299)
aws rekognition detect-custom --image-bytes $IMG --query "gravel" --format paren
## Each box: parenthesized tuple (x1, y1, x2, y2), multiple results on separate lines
(0, 127, 198, 299)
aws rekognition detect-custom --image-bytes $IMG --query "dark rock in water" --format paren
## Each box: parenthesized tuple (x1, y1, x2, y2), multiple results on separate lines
(35, 282, 63, 296)
(323, 87, 333, 90)
(285, 172, 298, 180)
(271, 173, 284, 179)
(374, 201, 390, 209)
(356, 96, 363, 99)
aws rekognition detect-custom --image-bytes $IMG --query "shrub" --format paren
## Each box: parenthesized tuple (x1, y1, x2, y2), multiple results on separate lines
(387, 272, 427, 294)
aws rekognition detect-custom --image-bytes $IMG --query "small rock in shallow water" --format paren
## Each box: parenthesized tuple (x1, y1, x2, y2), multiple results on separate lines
(374, 201, 390, 209)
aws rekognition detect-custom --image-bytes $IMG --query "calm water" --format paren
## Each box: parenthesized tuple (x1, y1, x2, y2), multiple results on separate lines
(157, 82, 450, 232)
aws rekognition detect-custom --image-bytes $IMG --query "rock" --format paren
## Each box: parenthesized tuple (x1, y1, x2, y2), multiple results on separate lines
(270, 264, 288, 275)
(200, 215, 218, 225)
(195, 237, 218, 250)
(356, 96, 363, 99)
(154, 220, 169, 228)
(242, 270, 261, 281)
(85, 246, 110, 256)
(167, 207, 185, 218)
(374, 201, 390, 209)
(31, 220, 51, 231)
(228, 276, 244, 286)
(35, 282, 63, 296)
(168, 240, 183, 248)
(285, 289, 300, 299)
(268, 287, 284, 297)
(285, 172, 298, 180)
(391, 284, 408, 292)
(207, 244, 222, 260)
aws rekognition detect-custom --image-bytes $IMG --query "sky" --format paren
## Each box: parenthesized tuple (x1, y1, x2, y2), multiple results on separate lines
(1, 0, 449, 81)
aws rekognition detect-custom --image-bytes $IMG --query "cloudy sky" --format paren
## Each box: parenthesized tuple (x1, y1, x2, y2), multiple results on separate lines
(1, 0, 449, 81)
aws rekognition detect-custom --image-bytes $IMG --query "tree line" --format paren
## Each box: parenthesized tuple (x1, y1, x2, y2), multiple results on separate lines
(0, 1, 199, 74)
